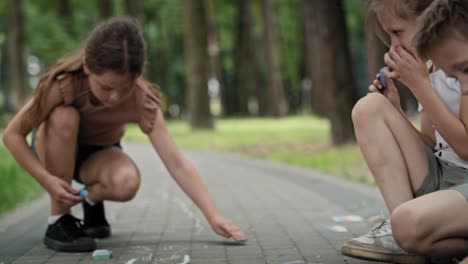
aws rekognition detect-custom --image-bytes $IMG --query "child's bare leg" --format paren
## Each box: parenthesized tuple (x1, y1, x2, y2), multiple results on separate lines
(392, 190, 468, 256)
(79, 148, 140, 202)
(35, 107, 80, 215)
(352, 93, 428, 212)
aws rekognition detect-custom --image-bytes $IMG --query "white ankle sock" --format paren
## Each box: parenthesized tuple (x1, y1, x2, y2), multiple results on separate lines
(48, 214, 64, 225)
(85, 197, 96, 206)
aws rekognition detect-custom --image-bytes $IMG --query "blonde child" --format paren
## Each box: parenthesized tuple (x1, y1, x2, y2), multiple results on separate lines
(3, 17, 247, 252)
(341, 0, 468, 263)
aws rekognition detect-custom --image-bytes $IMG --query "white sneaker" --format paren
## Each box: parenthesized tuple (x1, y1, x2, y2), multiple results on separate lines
(341, 217, 427, 264)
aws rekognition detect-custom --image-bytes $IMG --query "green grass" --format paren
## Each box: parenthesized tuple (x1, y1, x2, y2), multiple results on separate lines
(0, 146, 43, 216)
(124, 115, 373, 184)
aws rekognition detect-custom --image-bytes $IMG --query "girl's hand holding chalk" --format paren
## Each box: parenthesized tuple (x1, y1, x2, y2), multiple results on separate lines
(79, 188, 88, 198)
(379, 67, 387, 89)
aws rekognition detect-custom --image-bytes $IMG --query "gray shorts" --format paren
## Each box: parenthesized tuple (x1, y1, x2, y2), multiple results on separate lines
(415, 146, 468, 200)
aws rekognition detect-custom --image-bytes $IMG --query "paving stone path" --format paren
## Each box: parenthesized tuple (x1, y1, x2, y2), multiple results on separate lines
(0, 143, 386, 264)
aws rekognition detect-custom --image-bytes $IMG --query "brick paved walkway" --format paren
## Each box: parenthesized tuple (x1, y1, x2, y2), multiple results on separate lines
(0, 143, 386, 264)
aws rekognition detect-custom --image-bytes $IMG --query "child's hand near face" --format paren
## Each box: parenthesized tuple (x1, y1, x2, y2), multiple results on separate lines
(209, 214, 248, 243)
(384, 46, 430, 92)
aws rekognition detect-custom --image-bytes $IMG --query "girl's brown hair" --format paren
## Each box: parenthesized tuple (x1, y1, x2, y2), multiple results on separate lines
(366, 0, 433, 46)
(415, 0, 468, 60)
(25, 17, 158, 129)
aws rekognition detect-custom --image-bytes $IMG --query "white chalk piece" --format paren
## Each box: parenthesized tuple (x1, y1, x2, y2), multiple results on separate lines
(92, 249, 112, 260)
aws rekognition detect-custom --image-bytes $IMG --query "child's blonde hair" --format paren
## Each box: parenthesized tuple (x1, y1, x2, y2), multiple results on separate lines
(415, 0, 468, 60)
(366, 0, 433, 45)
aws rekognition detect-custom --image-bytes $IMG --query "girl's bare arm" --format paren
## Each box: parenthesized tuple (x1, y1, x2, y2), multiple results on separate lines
(147, 108, 247, 242)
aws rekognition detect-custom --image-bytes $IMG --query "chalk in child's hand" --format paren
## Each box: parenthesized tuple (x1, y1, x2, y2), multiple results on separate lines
(92, 249, 112, 260)
(379, 67, 387, 89)
(79, 188, 88, 198)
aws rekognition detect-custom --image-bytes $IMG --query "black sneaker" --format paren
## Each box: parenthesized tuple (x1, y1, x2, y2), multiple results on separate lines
(82, 201, 111, 239)
(43, 214, 96, 252)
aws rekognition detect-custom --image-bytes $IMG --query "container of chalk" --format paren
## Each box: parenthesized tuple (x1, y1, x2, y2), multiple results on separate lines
(379, 66, 387, 89)
(79, 188, 88, 198)
(92, 249, 112, 260)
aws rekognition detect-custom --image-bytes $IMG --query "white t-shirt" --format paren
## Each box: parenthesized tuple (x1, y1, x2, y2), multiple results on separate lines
(418, 66, 468, 168)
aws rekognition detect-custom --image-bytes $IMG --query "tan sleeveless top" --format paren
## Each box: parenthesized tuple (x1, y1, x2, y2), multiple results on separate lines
(56, 71, 159, 146)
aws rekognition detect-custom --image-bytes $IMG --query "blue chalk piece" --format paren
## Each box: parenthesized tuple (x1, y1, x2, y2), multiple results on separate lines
(79, 189, 88, 197)
(379, 67, 387, 89)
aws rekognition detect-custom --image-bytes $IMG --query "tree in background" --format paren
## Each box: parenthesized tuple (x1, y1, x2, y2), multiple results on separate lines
(97, 0, 112, 20)
(305, 0, 358, 145)
(126, 0, 142, 22)
(228, 0, 252, 116)
(205, 0, 225, 116)
(57, 0, 75, 37)
(301, 0, 327, 116)
(0, 0, 388, 139)
(0, 2, 12, 113)
(10, 0, 28, 110)
(260, 0, 287, 117)
(183, 0, 213, 129)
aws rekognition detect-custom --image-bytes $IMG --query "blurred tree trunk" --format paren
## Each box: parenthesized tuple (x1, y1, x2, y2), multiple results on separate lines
(10, 0, 27, 110)
(253, 56, 267, 116)
(153, 8, 171, 108)
(205, 0, 225, 116)
(97, 0, 112, 19)
(301, 0, 326, 116)
(260, 0, 287, 117)
(1, 29, 12, 113)
(125, 0, 142, 22)
(229, 0, 252, 116)
(57, 0, 74, 36)
(307, 0, 357, 145)
(183, 0, 213, 129)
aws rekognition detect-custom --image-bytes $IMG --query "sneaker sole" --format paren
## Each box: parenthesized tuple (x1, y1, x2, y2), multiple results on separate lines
(84, 226, 111, 239)
(43, 237, 96, 252)
(341, 244, 428, 264)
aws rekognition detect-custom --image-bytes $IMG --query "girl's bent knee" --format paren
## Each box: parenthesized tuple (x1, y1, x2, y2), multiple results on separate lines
(351, 93, 387, 124)
(391, 204, 431, 254)
(110, 168, 140, 201)
(48, 107, 80, 139)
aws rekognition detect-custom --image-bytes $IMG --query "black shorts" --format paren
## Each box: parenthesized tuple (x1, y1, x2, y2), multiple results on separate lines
(30, 130, 122, 184)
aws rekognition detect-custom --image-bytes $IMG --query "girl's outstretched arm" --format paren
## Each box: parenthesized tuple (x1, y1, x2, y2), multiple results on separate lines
(147, 108, 247, 242)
